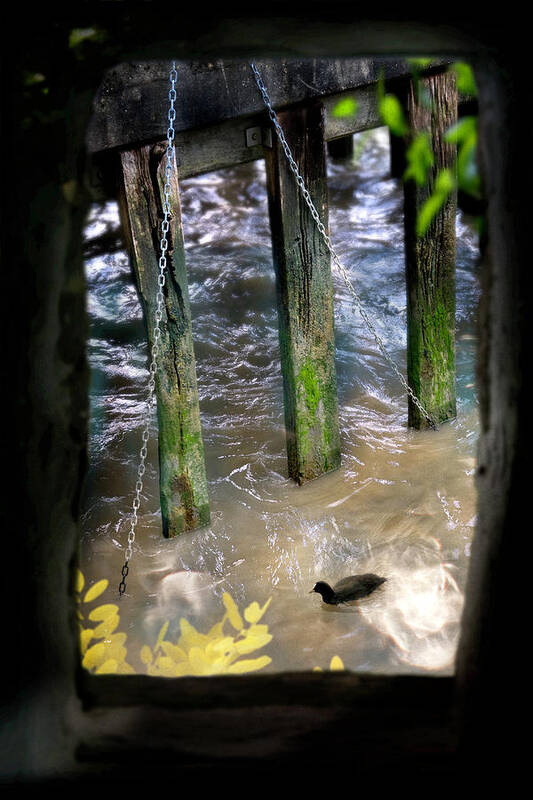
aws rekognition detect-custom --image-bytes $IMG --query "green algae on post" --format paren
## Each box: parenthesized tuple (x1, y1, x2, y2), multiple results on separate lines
(403, 70, 458, 429)
(118, 142, 210, 535)
(265, 101, 341, 483)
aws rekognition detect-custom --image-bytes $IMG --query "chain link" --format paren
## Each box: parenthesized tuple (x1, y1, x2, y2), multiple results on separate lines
(249, 62, 437, 431)
(118, 61, 178, 597)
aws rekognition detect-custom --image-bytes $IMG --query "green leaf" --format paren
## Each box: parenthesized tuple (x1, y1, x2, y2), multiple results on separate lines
(457, 136, 481, 198)
(407, 57, 432, 69)
(434, 167, 455, 195)
(445, 117, 481, 198)
(24, 72, 46, 87)
(332, 97, 358, 118)
(404, 133, 434, 185)
(68, 27, 106, 48)
(379, 94, 408, 137)
(416, 168, 456, 237)
(417, 193, 446, 237)
(451, 62, 477, 96)
(444, 116, 477, 145)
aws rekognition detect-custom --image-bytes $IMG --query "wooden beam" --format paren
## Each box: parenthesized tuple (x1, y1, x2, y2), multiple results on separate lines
(86, 59, 421, 155)
(265, 101, 341, 484)
(403, 71, 458, 428)
(171, 83, 383, 179)
(118, 142, 210, 535)
(323, 83, 383, 140)
(78, 672, 456, 774)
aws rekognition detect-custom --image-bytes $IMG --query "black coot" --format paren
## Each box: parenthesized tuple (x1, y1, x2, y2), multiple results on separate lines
(310, 573, 387, 605)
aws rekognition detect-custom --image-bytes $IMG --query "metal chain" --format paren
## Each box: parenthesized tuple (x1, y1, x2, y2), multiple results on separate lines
(118, 61, 178, 598)
(249, 62, 437, 431)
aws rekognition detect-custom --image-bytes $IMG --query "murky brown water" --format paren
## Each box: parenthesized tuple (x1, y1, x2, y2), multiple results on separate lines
(80, 127, 480, 676)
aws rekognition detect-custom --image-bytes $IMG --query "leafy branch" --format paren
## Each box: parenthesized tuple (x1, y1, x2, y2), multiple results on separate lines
(332, 60, 481, 237)
(382, 60, 481, 236)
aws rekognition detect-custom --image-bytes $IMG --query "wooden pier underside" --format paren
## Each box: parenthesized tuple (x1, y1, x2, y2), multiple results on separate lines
(87, 58, 446, 176)
(87, 58, 457, 535)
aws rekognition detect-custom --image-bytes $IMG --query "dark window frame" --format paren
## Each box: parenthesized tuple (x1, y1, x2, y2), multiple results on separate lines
(4, 13, 525, 782)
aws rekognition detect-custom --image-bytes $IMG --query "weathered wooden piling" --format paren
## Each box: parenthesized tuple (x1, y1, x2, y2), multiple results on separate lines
(86, 58, 457, 506)
(118, 142, 210, 535)
(403, 70, 458, 429)
(265, 101, 341, 483)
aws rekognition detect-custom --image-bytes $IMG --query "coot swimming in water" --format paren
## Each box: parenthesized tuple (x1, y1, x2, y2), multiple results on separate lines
(310, 574, 387, 605)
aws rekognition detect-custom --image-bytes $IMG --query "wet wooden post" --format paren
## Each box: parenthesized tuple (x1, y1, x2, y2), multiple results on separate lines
(118, 142, 210, 535)
(403, 70, 458, 428)
(265, 101, 341, 484)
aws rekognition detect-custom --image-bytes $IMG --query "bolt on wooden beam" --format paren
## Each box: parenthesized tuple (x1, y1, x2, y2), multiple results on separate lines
(118, 142, 210, 535)
(265, 101, 341, 484)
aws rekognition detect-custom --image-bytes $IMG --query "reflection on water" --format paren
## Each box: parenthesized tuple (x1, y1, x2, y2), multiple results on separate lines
(80, 127, 480, 676)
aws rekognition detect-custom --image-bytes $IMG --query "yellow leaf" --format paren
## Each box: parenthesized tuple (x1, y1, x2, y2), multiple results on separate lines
(207, 637, 236, 658)
(159, 641, 188, 662)
(222, 593, 244, 631)
(247, 623, 269, 636)
(226, 655, 272, 674)
(329, 656, 344, 671)
(90, 637, 127, 665)
(313, 666, 323, 672)
(207, 621, 225, 640)
(95, 658, 118, 674)
(92, 615, 120, 638)
(188, 646, 210, 674)
(80, 628, 94, 655)
(83, 579, 109, 604)
(207, 652, 238, 673)
(244, 596, 272, 624)
(155, 655, 174, 671)
(116, 662, 136, 675)
(178, 618, 208, 651)
(105, 633, 127, 647)
(88, 603, 118, 622)
(235, 631, 272, 655)
(140, 646, 153, 666)
(154, 656, 183, 678)
(171, 661, 195, 677)
(75, 569, 85, 594)
(82, 641, 106, 670)
(155, 621, 169, 651)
